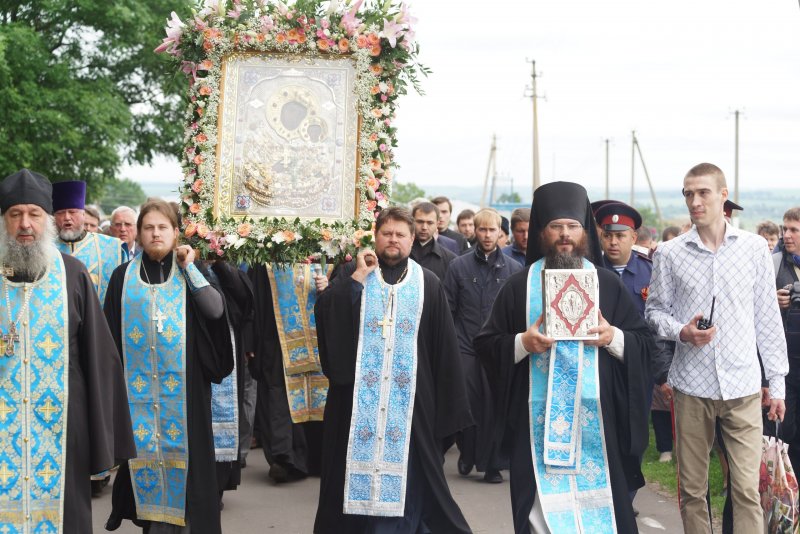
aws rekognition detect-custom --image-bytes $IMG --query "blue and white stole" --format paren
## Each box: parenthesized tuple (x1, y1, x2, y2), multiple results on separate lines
(344, 260, 424, 517)
(57, 232, 126, 304)
(0, 253, 69, 533)
(121, 255, 189, 526)
(205, 267, 238, 462)
(268, 264, 330, 423)
(526, 259, 617, 533)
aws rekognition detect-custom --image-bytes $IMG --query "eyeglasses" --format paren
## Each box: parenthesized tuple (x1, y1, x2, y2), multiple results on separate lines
(547, 223, 583, 233)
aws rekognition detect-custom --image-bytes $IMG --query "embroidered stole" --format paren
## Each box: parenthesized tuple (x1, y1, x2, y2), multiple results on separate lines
(122, 256, 189, 526)
(268, 264, 330, 423)
(344, 260, 424, 517)
(0, 254, 69, 533)
(56, 232, 126, 304)
(526, 259, 617, 533)
(207, 268, 238, 462)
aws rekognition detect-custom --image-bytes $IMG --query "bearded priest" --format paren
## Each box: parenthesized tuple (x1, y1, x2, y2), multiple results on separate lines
(474, 182, 654, 534)
(0, 169, 135, 533)
(313, 207, 473, 533)
(52, 180, 127, 305)
(103, 199, 233, 534)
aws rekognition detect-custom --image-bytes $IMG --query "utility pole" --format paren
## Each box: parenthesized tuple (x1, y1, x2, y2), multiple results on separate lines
(605, 139, 610, 199)
(525, 59, 542, 196)
(632, 133, 664, 229)
(734, 109, 740, 207)
(480, 134, 498, 207)
(630, 130, 636, 205)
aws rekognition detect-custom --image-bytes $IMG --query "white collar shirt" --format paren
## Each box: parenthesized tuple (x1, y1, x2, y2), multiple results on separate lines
(645, 223, 788, 400)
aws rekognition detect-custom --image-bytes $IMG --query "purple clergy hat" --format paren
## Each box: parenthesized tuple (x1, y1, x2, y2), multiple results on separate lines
(52, 180, 87, 212)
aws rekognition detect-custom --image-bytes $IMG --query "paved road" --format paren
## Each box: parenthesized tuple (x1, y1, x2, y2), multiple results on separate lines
(92, 449, 682, 533)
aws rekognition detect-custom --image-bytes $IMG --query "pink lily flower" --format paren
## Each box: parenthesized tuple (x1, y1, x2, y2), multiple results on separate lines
(381, 18, 404, 48)
(340, 0, 363, 36)
(154, 11, 185, 55)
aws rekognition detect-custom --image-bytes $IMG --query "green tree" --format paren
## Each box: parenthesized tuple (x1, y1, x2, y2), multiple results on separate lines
(496, 191, 522, 203)
(392, 181, 426, 205)
(96, 178, 147, 215)
(0, 1, 186, 198)
(635, 205, 662, 231)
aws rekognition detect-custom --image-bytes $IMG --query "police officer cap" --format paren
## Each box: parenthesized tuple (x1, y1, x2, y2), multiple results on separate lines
(594, 201, 642, 232)
(0, 169, 53, 214)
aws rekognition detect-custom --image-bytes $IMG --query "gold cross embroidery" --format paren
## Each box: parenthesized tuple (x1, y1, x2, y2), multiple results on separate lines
(166, 422, 181, 441)
(0, 461, 15, 486)
(161, 324, 179, 343)
(37, 335, 60, 358)
(133, 423, 150, 442)
(128, 326, 144, 344)
(37, 398, 59, 422)
(37, 461, 58, 485)
(0, 400, 13, 423)
(163, 375, 180, 393)
(131, 375, 147, 393)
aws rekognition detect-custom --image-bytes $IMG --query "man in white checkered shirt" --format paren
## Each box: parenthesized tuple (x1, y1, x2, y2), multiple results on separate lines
(645, 162, 788, 534)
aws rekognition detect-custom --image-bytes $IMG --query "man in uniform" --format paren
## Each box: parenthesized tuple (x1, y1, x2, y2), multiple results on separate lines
(313, 207, 472, 533)
(475, 182, 653, 533)
(52, 180, 127, 305)
(0, 169, 135, 533)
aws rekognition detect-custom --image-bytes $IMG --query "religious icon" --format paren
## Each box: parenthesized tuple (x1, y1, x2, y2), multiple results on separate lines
(541, 269, 599, 340)
(214, 53, 360, 223)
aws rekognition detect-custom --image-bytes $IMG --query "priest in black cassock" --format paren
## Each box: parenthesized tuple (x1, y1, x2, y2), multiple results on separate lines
(248, 264, 326, 482)
(314, 207, 473, 533)
(474, 182, 653, 534)
(0, 169, 135, 533)
(104, 199, 233, 534)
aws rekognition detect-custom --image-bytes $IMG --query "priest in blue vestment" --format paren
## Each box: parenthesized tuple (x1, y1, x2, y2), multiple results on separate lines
(314, 207, 473, 533)
(0, 169, 135, 533)
(103, 199, 233, 534)
(474, 182, 654, 533)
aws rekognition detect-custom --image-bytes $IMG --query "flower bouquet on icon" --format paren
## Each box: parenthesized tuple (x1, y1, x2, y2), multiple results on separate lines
(156, 0, 427, 266)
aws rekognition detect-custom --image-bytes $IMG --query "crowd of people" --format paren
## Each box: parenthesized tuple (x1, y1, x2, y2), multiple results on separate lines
(0, 163, 797, 533)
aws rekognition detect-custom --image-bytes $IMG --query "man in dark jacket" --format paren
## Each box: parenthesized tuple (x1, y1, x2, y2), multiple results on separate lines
(432, 196, 470, 253)
(443, 208, 522, 483)
(411, 202, 457, 281)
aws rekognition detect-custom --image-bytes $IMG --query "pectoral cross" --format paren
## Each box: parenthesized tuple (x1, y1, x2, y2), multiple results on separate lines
(153, 309, 167, 334)
(2, 324, 19, 357)
(377, 316, 393, 339)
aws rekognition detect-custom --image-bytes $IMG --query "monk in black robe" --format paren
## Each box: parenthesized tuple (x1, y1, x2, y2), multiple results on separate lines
(0, 169, 136, 533)
(199, 261, 254, 499)
(248, 264, 324, 482)
(314, 207, 473, 533)
(474, 182, 653, 534)
(104, 200, 233, 534)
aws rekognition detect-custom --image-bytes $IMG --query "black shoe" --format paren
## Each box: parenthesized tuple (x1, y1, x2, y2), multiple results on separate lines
(457, 459, 472, 476)
(483, 470, 503, 483)
(269, 462, 290, 483)
(240, 457, 247, 469)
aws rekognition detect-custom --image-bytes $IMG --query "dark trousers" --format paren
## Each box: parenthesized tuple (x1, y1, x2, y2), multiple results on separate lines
(651, 410, 673, 453)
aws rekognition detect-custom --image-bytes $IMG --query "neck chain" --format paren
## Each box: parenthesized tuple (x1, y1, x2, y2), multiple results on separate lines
(375, 265, 409, 339)
(141, 258, 167, 334)
(2, 277, 34, 357)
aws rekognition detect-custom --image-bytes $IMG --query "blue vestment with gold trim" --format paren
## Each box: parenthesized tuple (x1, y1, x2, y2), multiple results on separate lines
(0, 254, 69, 533)
(56, 232, 126, 304)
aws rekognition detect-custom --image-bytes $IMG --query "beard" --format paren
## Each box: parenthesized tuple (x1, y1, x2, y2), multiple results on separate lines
(0, 216, 58, 280)
(543, 232, 589, 269)
(59, 227, 85, 242)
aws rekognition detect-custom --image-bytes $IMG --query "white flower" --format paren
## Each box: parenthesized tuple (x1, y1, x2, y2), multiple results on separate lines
(271, 232, 286, 244)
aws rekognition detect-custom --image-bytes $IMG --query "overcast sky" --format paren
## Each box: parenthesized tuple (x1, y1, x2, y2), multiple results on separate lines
(130, 0, 800, 200)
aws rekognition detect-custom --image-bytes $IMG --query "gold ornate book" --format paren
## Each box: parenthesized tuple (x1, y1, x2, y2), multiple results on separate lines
(541, 268, 599, 340)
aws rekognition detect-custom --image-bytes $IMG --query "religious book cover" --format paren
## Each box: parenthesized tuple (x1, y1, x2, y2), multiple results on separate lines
(541, 268, 599, 340)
